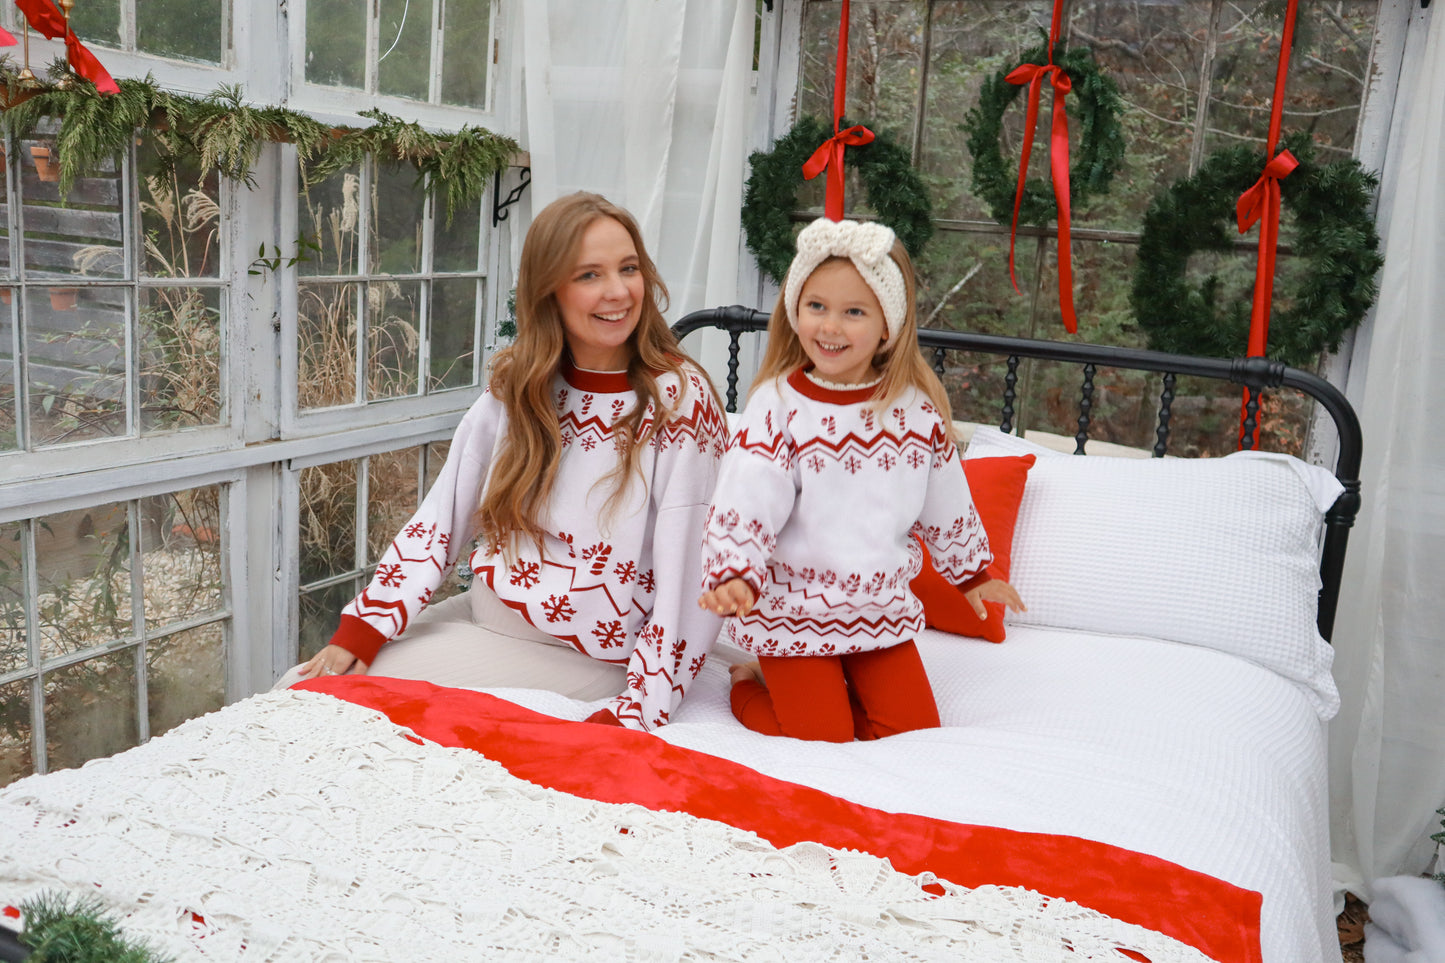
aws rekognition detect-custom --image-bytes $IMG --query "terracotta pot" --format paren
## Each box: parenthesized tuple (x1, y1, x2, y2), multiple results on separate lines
(30, 145, 58, 183)
(49, 287, 77, 311)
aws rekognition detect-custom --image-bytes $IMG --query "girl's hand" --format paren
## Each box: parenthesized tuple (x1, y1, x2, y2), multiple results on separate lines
(729, 661, 764, 687)
(962, 578, 1026, 621)
(300, 644, 364, 680)
(698, 578, 758, 617)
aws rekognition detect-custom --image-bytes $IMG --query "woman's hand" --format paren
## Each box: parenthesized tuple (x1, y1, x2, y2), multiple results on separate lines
(962, 578, 1026, 621)
(300, 644, 364, 680)
(698, 578, 758, 617)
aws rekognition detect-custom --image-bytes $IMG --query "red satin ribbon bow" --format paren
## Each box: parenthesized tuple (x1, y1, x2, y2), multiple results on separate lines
(1235, 149, 1298, 356)
(1005, 61, 1077, 332)
(12, 0, 119, 95)
(803, 124, 876, 222)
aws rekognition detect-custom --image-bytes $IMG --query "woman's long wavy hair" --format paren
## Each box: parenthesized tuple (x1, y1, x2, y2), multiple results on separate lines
(476, 192, 717, 555)
(751, 240, 954, 425)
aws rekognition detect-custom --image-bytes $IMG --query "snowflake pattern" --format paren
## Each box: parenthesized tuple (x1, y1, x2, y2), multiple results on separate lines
(614, 560, 637, 583)
(404, 522, 427, 538)
(509, 560, 541, 588)
(878, 452, 896, 471)
(844, 455, 862, 474)
(592, 619, 627, 649)
(541, 594, 576, 623)
(377, 563, 405, 587)
(638, 570, 656, 594)
(908, 449, 927, 469)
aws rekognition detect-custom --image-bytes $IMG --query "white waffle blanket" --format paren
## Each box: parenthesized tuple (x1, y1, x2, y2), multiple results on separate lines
(0, 689, 1218, 962)
(513, 625, 1340, 963)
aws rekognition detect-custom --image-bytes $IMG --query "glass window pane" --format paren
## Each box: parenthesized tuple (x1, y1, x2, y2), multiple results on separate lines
(429, 277, 477, 391)
(0, 291, 15, 451)
(68, 0, 121, 49)
(370, 164, 425, 275)
(378, 0, 433, 101)
(27, 286, 127, 447)
(35, 502, 133, 661)
(0, 152, 12, 277)
(147, 622, 225, 738)
(43, 649, 139, 771)
(1063, 0, 1210, 230)
(441, 0, 491, 107)
(1286, 0, 1375, 160)
(367, 447, 421, 564)
(300, 460, 359, 586)
(798, 2, 922, 147)
(140, 286, 223, 433)
(307, 0, 368, 89)
(433, 197, 481, 272)
(142, 486, 223, 629)
(0, 521, 26, 675)
(22, 137, 125, 281)
(366, 280, 421, 400)
(139, 135, 222, 279)
(0, 678, 33, 788)
(299, 168, 361, 277)
(299, 579, 360, 661)
(137, 0, 225, 63)
(298, 281, 361, 410)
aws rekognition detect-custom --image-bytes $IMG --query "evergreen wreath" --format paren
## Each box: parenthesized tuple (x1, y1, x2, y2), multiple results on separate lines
(741, 115, 933, 285)
(13, 890, 171, 963)
(1131, 134, 1383, 367)
(961, 41, 1125, 226)
(1, 64, 518, 223)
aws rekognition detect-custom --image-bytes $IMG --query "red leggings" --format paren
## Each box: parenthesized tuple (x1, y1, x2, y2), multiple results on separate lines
(729, 640, 940, 742)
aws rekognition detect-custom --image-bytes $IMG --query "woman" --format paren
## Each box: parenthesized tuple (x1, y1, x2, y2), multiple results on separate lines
(290, 192, 728, 730)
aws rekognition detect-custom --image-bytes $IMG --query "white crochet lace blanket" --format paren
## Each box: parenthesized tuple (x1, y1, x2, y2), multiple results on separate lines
(0, 690, 1220, 962)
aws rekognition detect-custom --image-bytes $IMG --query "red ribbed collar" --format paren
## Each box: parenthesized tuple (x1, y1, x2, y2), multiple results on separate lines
(787, 366, 881, 404)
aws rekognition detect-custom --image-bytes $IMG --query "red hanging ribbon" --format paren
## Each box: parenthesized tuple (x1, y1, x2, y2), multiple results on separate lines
(800, 0, 873, 222)
(1004, 61, 1077, 332)
(12, 0, 119, 95)
(1236, 149, 1299, 357)
(802, 124, 876, 222)
(1234, 0, 1300, 445)
(0, 27, 16, 46)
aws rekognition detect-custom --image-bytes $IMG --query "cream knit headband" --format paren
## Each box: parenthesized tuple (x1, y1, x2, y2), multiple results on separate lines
(783, 218, 908, 340)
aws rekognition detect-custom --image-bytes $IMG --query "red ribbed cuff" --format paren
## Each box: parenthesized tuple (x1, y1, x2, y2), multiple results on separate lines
(330, 614, 388, 666)
(955, 569, 993, 595)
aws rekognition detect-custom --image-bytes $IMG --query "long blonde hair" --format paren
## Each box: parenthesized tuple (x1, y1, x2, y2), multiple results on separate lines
(752, 239, 953, 422)
(476, 192, 718, 554)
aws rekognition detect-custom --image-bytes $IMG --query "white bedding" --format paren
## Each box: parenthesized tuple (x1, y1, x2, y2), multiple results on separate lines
(505, 625, 1341, 963)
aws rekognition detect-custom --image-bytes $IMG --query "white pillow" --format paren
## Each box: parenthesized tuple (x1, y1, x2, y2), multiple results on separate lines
(964, 428, 1343, 718)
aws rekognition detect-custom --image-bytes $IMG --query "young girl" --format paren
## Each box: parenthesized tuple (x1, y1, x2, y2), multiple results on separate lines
(698, 217, 1022, 742)
(291, 192, 729, 731)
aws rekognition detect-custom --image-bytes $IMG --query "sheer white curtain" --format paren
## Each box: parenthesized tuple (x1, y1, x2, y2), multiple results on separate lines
(1329, 3, 1445, 899)
(516, 0, 753, 323)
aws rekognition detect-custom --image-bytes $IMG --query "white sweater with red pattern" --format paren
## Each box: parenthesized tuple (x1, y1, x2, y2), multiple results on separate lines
(702, 368, 991, 658)
(330, 360, 728, 731)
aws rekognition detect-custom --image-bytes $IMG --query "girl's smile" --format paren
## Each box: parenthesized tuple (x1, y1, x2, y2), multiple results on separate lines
(795, 259, 889, 385)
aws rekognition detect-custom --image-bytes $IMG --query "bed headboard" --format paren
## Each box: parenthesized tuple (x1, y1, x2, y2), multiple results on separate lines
(673, 305, 1362, 644)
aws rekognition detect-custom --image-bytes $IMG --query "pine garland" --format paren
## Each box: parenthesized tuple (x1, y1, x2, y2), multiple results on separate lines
(961, 41, 1125, 226)
(0, 64, 519, 221)
(741, 115, 933, 284)
(16, 891, 170, 963)
(1131, 134, 1383, 366)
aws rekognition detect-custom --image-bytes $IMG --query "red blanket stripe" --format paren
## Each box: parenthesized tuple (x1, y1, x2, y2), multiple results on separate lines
(297, 676, 1262, 962)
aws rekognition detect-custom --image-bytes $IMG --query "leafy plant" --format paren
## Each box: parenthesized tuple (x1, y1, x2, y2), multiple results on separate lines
(16, 890, 170, 963)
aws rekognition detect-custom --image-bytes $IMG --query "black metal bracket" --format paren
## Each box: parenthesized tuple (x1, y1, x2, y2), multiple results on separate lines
(492, 166, 531, 227)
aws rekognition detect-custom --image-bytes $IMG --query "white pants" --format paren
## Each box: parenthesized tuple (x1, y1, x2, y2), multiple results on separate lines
(274, 585, 626, 700)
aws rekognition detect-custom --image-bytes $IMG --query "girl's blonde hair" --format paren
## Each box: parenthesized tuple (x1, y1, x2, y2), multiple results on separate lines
(752, 239, 954, 423)
(476, 192, 718, 554)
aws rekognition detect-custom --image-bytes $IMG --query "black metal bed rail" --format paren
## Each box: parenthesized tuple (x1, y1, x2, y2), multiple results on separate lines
(673, 305, 1362, 643)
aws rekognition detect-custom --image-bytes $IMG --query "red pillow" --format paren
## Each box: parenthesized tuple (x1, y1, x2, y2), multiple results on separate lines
(909, 454, 1035, 642)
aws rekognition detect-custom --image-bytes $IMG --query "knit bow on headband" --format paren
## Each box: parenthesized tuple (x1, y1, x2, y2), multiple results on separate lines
(784, 218, 908, 339)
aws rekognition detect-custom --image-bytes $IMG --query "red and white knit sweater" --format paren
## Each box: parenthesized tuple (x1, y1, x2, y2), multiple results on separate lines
(702, 368, 991, 658)
(330, 360, 729, 730)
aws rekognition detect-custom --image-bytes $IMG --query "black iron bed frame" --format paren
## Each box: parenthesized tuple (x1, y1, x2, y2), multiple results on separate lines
(673, 305, 1362, 644)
